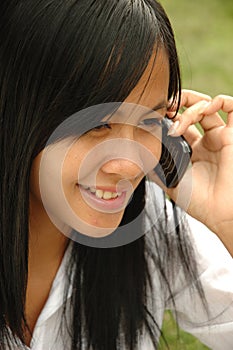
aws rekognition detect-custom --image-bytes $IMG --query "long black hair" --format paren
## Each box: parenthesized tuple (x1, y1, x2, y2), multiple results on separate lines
(0, 0, 206, 349)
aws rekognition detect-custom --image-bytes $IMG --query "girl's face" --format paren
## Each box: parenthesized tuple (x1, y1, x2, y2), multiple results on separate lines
(29, 50, 169, 239)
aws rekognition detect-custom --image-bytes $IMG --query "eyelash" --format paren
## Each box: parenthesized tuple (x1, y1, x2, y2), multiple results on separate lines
(92, 118, 162, 132)
(139, 118, 162, 127)
(92, 123, 112, 131)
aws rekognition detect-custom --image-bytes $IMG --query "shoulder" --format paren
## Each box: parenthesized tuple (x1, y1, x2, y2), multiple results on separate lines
(144, 180, 233, 288)
(185, 214, 233, 274)
(145, 180, 232, 261)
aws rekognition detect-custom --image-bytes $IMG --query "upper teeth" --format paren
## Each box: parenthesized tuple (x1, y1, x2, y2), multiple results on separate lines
(80, 185, 122, 200)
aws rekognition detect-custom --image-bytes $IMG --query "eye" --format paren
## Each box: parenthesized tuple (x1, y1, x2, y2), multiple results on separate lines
(138, 118, 162, 128)
(91, 123, 112, 131)
(140, 118, 161, 126)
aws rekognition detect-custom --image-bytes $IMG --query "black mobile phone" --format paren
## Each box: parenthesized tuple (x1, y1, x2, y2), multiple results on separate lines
(153, 117, 192, 188)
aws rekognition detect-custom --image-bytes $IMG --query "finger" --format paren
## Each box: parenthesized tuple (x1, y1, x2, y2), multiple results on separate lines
(169, 89, 212, 111)
(168, 100, 225, 136)
(204, 95, 233, 127)
(182, 125, 202, 146)
(168, 113, 202, 146)
(180, 89, 212, 108)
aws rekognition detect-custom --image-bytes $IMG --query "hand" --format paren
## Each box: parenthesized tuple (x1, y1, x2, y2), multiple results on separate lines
(166, 90, 233, 255)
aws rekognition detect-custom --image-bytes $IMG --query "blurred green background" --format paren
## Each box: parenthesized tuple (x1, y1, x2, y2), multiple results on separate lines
(158, 0, 233, 349)
(161, 0, 233, 97)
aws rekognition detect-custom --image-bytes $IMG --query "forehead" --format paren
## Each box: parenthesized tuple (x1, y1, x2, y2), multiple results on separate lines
(125, 49, 169, 109)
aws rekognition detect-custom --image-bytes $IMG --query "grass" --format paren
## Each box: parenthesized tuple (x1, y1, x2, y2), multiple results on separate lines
(158, 311, 210, 350)
(157, 1, 233, 349)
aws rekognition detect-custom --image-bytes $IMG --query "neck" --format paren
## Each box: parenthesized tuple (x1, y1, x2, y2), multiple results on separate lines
(24, 196, 69, 341)
(28, 196, 69, 277)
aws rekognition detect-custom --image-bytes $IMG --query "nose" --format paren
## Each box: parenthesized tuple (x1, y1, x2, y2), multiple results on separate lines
(100, 125, 144, 180)
(101, 157, 143, 180)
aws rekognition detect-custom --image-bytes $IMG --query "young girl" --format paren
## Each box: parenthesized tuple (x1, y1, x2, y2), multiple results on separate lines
(0, 1, 232, 349)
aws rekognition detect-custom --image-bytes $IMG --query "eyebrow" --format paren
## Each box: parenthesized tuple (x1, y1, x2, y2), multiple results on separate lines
(104, 100, 168, 122)
(141, 101, 168, 118)
(151, 101, 168, 112)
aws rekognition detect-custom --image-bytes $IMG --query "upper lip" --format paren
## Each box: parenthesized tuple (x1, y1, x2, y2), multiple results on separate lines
(78, 184, 132, 193)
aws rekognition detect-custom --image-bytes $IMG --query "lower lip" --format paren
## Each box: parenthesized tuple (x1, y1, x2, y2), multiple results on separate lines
(78, 186, 128, 212)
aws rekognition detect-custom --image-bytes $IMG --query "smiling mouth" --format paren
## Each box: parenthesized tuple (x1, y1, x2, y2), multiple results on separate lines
(79, 184, 122, 200)
(78, 184, 130, 212)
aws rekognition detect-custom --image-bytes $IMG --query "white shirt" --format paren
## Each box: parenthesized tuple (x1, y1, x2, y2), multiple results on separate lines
(7, 195, 233, 349)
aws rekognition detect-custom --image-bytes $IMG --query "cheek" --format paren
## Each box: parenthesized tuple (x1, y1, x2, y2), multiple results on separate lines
(144, 134, 162, 158)
(61, 140, 90, 187)
(136, 130, 162, 170)
(62, 154, 80, 187)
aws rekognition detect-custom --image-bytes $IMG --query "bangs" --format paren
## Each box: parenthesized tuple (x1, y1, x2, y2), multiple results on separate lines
(0, 0, 180, 153)
(41, 0, 180, 145)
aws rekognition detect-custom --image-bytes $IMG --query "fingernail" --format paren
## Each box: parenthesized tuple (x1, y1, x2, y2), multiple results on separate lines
(167, 120, 180, 136)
